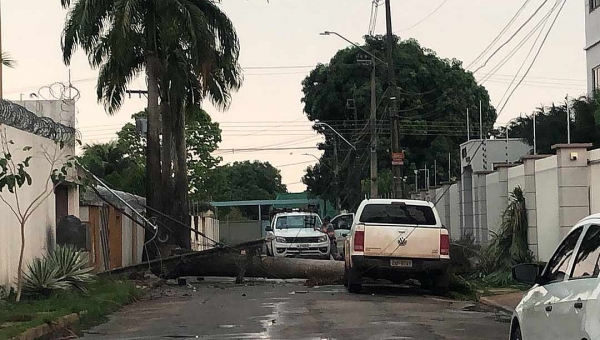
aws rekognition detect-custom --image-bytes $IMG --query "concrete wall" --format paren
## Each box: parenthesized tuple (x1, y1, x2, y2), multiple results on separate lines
(589, 149, 600, 213)
(460, 139, 532, 172)
(535, 156, 559, 262)
(0, 125, 76, 286)
(449, 183, 461, 240)
(219, 220, 262, 246)
(486, 172, 503, 235)
(508, 165, 525, 192)
(14, 100, 76, 128)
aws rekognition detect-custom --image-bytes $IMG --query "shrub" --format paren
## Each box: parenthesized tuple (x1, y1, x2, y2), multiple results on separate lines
(22, 258, 70, 297)
(47, 245, 95, 292)
(22, 245, 95, 297)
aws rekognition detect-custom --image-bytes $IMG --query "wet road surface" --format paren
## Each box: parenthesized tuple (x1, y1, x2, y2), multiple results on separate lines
(82, 278, 510, 340)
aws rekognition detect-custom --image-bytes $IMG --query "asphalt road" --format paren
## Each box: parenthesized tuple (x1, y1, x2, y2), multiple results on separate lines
(82, 278, 510, 340)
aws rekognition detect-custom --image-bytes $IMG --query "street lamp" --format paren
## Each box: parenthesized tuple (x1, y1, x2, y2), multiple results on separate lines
(302, 153, 334, 173)
(314, 121, 356, 151)
(320, 31, 388, 67)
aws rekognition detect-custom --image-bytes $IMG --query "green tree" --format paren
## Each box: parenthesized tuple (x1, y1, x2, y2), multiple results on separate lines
(78, 142, 145, 196)
(78, 110, 222, 200)
(302, 36, 495, 209)
(203, 161, 287, 202)
(60, 0, 241, 249)
(498, 95, 600, 154)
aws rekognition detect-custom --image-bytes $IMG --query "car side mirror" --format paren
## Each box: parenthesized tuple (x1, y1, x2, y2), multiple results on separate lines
(265, 226, 273, 232)
(512, 263, 541, 285)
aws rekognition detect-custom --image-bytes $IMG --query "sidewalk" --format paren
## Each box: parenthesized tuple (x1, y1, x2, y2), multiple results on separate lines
(479, 291, 525, 314)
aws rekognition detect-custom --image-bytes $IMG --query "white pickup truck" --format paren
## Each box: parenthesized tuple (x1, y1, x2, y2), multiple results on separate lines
(265, 211, 330, 259)
(344, 199, 450, 294)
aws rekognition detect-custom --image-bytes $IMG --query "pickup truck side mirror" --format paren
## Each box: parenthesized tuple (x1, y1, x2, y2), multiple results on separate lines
(265, 226, 273, 232)
(512, 263, 542, 285)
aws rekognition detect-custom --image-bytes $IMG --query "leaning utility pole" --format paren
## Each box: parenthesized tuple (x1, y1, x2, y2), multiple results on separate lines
(385, 0, 403, 199)
(370, 61, 378, 199)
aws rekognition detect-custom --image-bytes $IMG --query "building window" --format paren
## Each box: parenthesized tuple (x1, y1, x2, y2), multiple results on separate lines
(594, 65, 600, 90)
(591, 0, 600, 12)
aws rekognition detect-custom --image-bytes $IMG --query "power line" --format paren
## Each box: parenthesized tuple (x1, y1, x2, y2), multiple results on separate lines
(394, 0, 450, 32)
(466, 0, 531, 70)
(477, 0, 561, 86)
(496, 0, 567, 117)
(471, 0, 551, 74)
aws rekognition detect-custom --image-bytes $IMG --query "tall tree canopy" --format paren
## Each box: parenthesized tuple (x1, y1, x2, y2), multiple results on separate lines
(60, 0, 241, 249)
(302, 36, 496, 209)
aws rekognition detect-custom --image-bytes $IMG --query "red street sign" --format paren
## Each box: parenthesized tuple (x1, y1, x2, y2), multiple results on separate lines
(392, 152, 404, 165)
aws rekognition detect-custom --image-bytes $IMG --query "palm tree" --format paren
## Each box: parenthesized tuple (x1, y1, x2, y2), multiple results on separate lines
(60, 0, 242, 248)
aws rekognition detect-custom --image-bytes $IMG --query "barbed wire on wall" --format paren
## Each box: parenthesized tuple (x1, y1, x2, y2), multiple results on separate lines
(0, 99, 78, 142)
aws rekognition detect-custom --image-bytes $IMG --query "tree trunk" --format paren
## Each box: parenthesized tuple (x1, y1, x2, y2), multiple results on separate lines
(167, 253, 344, 283)
(160, 87, 174, 213)
(15, 221, 25, 302)
(144, 54, 162, 260)
(172, 101, 190, 249)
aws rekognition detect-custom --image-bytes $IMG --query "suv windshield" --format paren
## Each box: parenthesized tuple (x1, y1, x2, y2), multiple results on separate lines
(275, 215, 322, 229)
(359, 203, 436, 225)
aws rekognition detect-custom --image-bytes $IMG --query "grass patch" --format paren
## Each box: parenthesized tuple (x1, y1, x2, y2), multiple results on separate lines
(0, 279, 141, 340)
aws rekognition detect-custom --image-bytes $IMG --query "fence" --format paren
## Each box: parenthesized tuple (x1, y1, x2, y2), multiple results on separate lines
(413, 143, 600, 263)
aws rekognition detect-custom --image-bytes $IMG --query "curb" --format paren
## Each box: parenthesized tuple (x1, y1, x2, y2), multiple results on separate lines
(478, 296, 514, 315)
(11, 312, 81, 340)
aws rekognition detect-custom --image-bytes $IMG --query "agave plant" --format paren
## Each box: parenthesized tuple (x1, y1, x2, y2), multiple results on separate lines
(22, 258, 70, 297)
(47, 245, 95, 292)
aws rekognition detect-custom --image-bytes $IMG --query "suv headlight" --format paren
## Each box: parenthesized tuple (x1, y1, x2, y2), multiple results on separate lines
(318, 235, 328, 243)
(275, 236, 287, 243)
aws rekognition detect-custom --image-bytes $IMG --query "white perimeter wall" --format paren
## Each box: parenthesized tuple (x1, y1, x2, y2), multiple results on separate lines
(0, 125, 75, 286)
(508, 165, 525, 193)
(535, 156, 559, 262)
(486, 172, 502, 235)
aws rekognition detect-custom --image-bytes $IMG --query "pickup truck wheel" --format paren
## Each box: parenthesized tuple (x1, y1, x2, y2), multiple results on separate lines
(432, 271, 450, 296)
(343, 265, 349, 287)
(346, 267, 362, 294)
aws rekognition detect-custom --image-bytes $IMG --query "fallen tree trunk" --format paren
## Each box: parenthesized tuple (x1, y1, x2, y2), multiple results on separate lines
(99, 239, 345, 284)
(168, 252, 344, 283)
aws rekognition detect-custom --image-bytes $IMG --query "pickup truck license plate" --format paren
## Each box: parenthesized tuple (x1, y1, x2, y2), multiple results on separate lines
(298, 244, 310, 249)
(390, 259, 412, 267)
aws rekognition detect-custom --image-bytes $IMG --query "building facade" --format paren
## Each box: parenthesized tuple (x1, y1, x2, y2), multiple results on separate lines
(0, 99, 79, 286)
(585, 0, 600, 92)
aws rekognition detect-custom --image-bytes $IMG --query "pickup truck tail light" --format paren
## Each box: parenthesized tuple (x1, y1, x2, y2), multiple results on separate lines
(354, 230, 365, 252)
(440, 234, 450, 256)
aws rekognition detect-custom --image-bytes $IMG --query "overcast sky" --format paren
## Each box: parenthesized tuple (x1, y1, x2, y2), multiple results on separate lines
(3, 0, 586, 193)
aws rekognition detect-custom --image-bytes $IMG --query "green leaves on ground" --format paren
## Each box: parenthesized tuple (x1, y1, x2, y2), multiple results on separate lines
(476, 187, 533, 286)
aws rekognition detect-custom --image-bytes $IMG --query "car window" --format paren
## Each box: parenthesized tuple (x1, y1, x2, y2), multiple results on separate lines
(571, 225, 600, 280)
(332, 214, 353, 230)
(544, 227, 583, 283)
(275, 215, 322, 229)
(359, 203, 436, 225)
